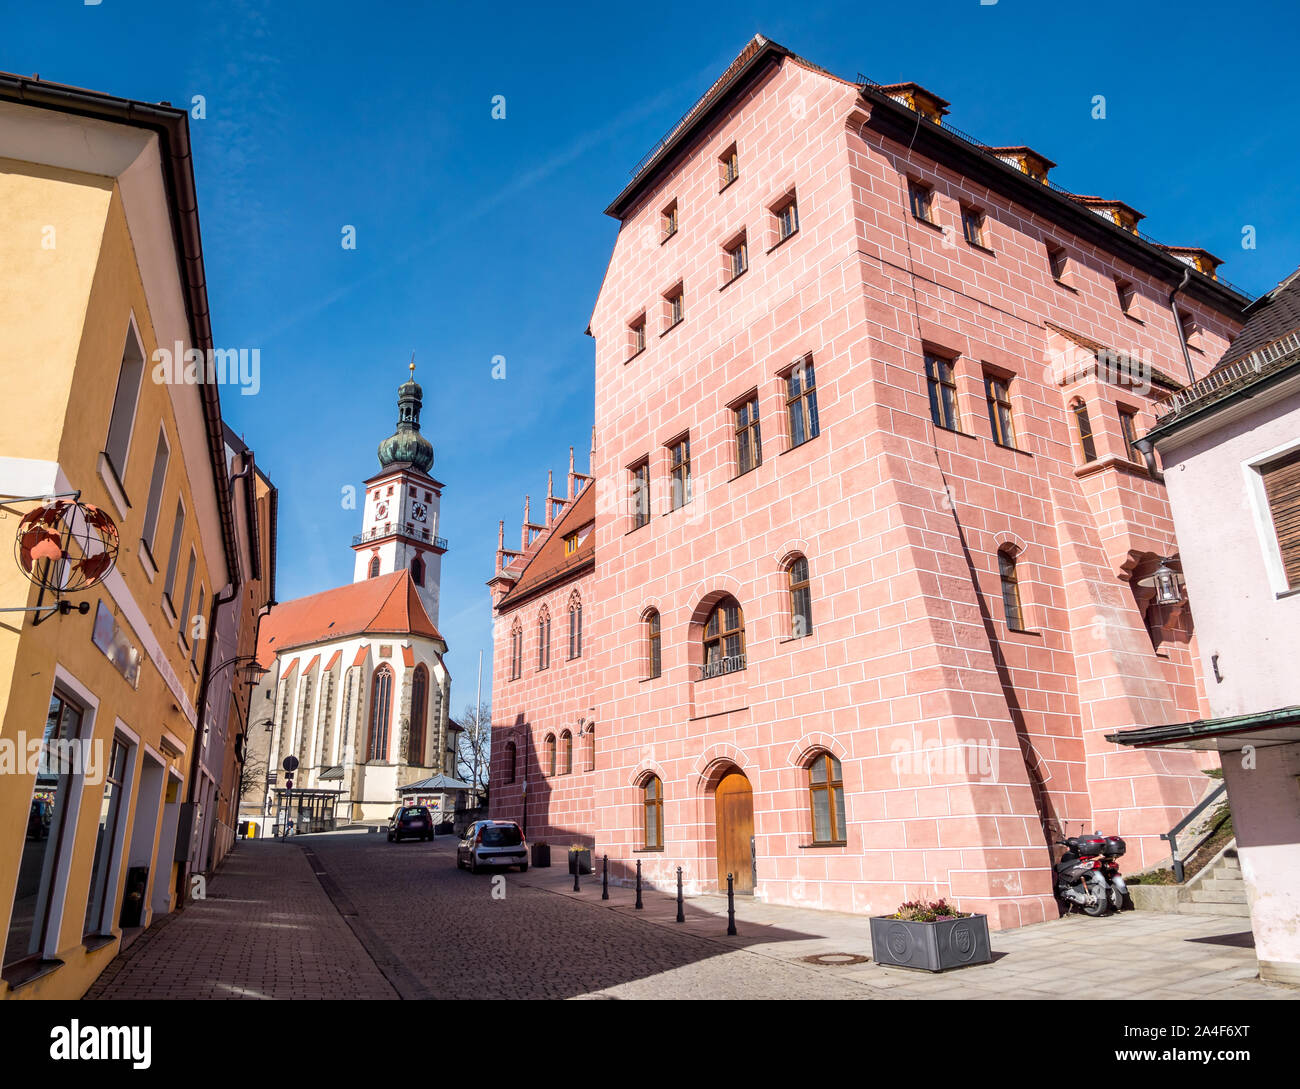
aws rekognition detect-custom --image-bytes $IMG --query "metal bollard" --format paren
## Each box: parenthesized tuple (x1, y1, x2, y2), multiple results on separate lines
(602, 854, 609, 900)
(676, 866, 685, 923)
(726, 873, 737, 936)
(635, 858, 643, 909)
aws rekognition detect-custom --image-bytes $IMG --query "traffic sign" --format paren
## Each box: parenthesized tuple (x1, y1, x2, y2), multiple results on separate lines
(282, 755, 299, 772)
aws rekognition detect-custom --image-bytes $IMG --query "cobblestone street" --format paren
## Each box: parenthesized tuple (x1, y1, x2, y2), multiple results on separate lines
(83, 829, 1299, 1001)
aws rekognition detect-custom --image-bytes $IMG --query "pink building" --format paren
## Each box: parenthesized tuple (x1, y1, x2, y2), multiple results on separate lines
(489, 37, 1249, 928)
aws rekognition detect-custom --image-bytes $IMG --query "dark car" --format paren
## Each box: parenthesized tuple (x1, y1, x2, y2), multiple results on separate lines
(387, 805, 435, 843)
(456, 820, 528, 873)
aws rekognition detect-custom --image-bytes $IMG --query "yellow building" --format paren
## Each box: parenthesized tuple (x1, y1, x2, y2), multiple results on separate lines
(0, 75, 242, 999)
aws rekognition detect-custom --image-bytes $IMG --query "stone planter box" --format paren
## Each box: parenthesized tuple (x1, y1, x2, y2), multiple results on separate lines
(568, 848, 592, 875)
(1127, 884, 1179, 913)
(869, 914, 992, 972)
(531, 844, 551, 868)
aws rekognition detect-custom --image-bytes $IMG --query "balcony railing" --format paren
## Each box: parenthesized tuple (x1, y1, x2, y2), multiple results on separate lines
(700, 654, 746, 681)
(352, 524, 448, 550)
(1154, 331, 1300, 421)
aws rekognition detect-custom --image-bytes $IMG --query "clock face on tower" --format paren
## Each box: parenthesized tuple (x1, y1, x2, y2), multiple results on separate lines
(412, 501, 428, 523)
(375, 500, 389, 520)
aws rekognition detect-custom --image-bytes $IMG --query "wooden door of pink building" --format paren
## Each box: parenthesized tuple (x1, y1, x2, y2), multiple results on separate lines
(715, 771, 754, 893)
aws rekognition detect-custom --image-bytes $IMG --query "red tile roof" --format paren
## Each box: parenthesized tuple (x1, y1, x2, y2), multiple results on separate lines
(497, 483, 596, 609)
(257, 570, 442, 666)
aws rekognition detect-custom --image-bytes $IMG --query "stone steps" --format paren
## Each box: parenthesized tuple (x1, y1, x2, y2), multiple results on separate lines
(1172, 845, 1247, 918)
(1177, 899, 1250, 918)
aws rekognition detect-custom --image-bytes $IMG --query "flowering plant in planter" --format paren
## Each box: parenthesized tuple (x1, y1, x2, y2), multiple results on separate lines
(890, 898, 972, 923)
(567, 843, 593, 874)
(870, 897, 990, 971)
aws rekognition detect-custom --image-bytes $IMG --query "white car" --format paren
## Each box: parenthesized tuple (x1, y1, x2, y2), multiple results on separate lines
(457, 820, 528, 873)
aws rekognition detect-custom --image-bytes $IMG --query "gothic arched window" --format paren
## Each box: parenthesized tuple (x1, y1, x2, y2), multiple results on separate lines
(509, 618, 522, 681)
(787, 554, 812, 638)
(544, 733, 556, 776)
(408, 664, 428, 764)
(559, 729, 573, 775)
(367, 665, 394, 762)
(368, 554, 381, 579)
(411, 554, 425, 587)
(568, 591, 583, 659)
(505, 740, 517, 784)
(537, 606, 551, 671)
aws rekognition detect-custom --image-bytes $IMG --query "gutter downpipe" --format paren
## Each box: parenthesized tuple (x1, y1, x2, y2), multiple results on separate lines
(175, 461, 252, 910)
(1169, 266, 1196, 384)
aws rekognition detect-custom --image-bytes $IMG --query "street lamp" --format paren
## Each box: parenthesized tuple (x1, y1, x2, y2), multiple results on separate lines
(1137, 558, 1186, 606)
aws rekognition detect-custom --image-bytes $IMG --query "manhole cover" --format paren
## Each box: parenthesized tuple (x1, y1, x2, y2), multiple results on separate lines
(800, 952, 870, 966)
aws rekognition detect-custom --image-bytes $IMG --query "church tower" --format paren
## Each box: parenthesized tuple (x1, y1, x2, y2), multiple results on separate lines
(351, 361, 446, 626)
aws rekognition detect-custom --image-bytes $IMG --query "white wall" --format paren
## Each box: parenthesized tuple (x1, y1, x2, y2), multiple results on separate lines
(1161, 387, 1300, 718)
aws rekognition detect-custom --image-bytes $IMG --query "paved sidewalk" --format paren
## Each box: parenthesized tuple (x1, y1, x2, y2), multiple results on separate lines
(86, 836, 396, 1000)
(517, 862, 1299, 1000)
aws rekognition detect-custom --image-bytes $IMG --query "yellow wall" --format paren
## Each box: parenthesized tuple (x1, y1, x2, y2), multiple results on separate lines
(0, 158, 226, 999)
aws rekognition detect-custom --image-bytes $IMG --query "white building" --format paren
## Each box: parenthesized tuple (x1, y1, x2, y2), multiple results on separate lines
(246, 365, 459, 825)
(1112, 268, 1300, 986)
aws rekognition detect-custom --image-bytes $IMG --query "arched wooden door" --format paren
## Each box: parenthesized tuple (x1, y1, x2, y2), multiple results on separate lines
(715, 771, 755, 894)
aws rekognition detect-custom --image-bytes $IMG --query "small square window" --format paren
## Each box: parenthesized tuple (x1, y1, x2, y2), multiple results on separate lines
(629, 314, 647, 358)
(908, 179, 934, 224)
(662, 200, 678, 241)
(1115, 277, 1138, 316)
(724, 233, 748, 283)
(720, 144, 739, 188)
(1047, 244, 1069, 282)
(961, 205, 986, 248)
(663, 285, 684, 331)
(774, 196, 799, 244)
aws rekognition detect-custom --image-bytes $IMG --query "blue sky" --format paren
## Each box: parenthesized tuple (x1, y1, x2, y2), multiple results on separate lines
(8, 0, 1299, 706)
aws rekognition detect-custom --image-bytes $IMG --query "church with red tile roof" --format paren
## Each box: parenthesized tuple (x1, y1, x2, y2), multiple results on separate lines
(244, 366, 465, 825)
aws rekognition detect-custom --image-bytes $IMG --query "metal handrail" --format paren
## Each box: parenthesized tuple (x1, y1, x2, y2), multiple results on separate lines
(1154, 332, 1300, 420)
(1161, 782, 1227, 882)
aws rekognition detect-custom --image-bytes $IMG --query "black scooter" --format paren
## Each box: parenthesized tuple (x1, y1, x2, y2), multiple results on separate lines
(1054, 830, 1128, 916)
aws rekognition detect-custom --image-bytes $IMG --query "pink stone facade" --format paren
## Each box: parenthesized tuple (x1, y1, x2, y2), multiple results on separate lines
(489, 41, 1246, 928)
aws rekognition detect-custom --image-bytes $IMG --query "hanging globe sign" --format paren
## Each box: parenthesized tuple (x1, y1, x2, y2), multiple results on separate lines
(15, 499, 120, 593)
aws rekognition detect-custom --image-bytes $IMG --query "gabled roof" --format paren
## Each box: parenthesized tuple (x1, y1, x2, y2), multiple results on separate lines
(1215, 267, 1300, 370)
(496, 482, 596, 610)
(257, 570, 442, 666)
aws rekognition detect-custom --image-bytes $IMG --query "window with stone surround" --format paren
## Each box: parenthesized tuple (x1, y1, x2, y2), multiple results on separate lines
(1072, 399, 1097, 462)
(537, 606, 551, 671)
(925, 352, 961, 432)
(642, 775, 664, 849)
(409, 665, 428, 764)
(628, 314, 646, 359)
(703, 596, 745, 678)
(646, 609, 662, 679)
(1115, 276, 1138, 318)
(544, 733, 556, 776)
(368, 554, 380, 579)
(568, 591, 583, 659)
(505, 740, 517, 783)
(998, 547, 1027, 632)
(720, 143, 739, 188)
(367, 665, 394, 762)
(559, 730, 573, 775)
(788, 554, 812, 638)
(773, 193, 799, 245)
(961, 204, 987, 248)
(808, 752, 847, 846)
(784, 357, 820, 448)
(661, 200, 678, 241)
(1047, 243, 1070, 284)
(723, 230, 748, 285)
(509, 619, 522, 681)
(663, 283, 684, 332)
(668, 436, 691, 510)
(1118, 407, 1140, 463)
(733, 392, 761, 475)
(908, 179, 935, 225)
(984, 370, 1017, 449)
(631, 458, 651, 528)
(585, 729, 596, 772)
(104, 320, 146, 488)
